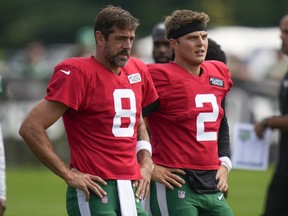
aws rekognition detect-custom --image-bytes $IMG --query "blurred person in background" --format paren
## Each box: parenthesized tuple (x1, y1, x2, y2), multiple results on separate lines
(151, 22, 173, 63)
(206, 38, 227, 63)
(254, 14, 288, 216)
(19, 5, 158, 216)
(145, 9, 233, 216)
(0, 78, 6, 216)
(0, 124, 6, 216)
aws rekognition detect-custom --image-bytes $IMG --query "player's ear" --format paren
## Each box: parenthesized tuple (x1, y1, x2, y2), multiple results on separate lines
(169, 38, 178, 51)
(95, 31, 105, 45)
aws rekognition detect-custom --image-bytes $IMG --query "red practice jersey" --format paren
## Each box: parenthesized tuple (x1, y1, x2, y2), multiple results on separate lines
(45, 56, 158, 180)
(146, 61, 233, 170)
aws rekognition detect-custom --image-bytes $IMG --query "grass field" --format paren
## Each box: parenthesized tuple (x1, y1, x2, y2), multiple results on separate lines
(227, 166, 274, 216)
(6, 166, 67, 216)
(5, 165, 275, 216)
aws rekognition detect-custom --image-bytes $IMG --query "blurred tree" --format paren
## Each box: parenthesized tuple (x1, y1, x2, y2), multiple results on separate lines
(0, 0, 287, 49)
(0, 0, 98, 48)
(200, 0, 235, 27)
(232, 0, 288, 27)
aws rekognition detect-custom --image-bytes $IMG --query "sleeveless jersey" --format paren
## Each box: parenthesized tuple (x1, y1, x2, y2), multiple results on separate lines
(45, 56, 158, 180)
(146, 61, 233, 170)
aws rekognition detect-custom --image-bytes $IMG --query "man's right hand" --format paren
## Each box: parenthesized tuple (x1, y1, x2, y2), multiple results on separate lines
(255, 121, 266, 139)
(66, 169, 107, 201)
(151, 165, 186, 190)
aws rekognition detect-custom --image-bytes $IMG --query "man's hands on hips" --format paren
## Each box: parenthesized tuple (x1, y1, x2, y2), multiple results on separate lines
(151, 165, 186, 190)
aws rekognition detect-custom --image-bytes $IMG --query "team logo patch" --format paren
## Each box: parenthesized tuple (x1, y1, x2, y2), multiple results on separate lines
(209, 77, 224, 87)
(128, 73, 141, 84)
(178, 190, 186, 199)
(101, 195, 108, 204)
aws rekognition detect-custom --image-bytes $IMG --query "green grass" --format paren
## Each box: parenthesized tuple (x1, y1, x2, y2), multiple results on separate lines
(227, 165, 274, 216)
(5, 165, 275, 216)
(6, 166, 66, 216)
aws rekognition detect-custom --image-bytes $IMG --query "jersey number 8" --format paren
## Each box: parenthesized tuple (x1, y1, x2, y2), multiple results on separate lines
(112, 89, 136, 137)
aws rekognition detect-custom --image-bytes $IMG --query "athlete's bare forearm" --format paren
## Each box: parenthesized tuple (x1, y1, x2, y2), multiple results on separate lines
(19, 99, 107, 200)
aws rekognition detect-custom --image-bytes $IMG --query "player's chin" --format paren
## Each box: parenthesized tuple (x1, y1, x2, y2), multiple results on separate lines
(115, 56, 129, 67)
(198, 55, 205, 61)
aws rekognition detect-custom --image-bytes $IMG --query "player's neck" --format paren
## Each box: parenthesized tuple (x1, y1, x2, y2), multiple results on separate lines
(174, 60, 202, 76)
(94, 55, 121, 75)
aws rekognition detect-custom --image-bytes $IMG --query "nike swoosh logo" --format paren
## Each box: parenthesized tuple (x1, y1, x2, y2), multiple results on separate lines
(217, 193, 224, 200)
(60, 70, 71, 75)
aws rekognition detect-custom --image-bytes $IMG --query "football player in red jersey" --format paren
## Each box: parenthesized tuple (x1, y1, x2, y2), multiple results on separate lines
(145, 9, 233, 215)
(19, 5, 158, 216)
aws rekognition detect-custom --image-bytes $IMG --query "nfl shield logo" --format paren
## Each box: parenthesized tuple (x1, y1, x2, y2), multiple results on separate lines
(178, 190, 185, 199)
(101, 195, 108, 204)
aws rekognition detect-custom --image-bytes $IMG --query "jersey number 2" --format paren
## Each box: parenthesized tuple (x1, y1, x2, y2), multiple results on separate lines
(195, 94, 219, 141)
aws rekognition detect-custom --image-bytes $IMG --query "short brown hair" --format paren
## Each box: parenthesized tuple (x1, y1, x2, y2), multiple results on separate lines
(94, 5, 140, 40)
(164, 10, 210, 38)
